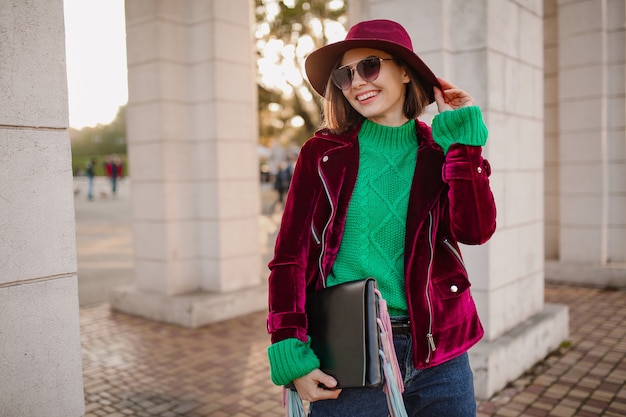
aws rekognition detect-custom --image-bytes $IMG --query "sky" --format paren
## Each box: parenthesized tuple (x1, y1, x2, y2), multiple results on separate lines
(63, 0, 128, 129)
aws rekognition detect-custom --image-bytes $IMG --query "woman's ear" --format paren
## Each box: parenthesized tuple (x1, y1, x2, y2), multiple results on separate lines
(402, 67, 411, 84)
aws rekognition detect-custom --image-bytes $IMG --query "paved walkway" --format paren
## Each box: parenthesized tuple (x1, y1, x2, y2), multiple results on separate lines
(75, 179, 626, 417)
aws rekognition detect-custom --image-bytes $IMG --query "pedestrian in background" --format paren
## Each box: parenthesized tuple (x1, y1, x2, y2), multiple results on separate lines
(266, 19, 496, 416)
(85, 157, 97, 201)
(106, 154, 124, 197)
(274, 160, 293, 204)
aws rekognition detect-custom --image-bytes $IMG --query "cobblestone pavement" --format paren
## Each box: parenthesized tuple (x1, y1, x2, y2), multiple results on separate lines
(80, 283, 626, 417)
(476, 284, 626, 417)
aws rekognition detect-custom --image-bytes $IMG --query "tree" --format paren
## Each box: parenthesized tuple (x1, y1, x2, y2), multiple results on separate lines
(255, 0, 347, 147)
(70, 105, 127, 175)
(69, 105, 126, 155)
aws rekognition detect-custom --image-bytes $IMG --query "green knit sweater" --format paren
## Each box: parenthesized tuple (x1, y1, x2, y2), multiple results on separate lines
(326, 118, 417, 316)
(267, 106, 488, 386)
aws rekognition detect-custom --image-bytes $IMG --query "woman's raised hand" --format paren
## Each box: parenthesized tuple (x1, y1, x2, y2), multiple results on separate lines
(434, 77, 475, 112)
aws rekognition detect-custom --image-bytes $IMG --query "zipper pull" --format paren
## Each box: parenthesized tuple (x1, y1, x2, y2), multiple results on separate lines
(427, 333, 437, 351)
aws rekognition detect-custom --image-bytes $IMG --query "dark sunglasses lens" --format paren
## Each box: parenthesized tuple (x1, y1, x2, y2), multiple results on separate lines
(331, 57, 383, 90)
(357, 57, 381, 81)
(331, 67, 353, 90)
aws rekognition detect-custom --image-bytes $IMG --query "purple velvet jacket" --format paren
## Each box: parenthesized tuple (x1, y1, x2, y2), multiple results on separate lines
(267, 119, 497, 369)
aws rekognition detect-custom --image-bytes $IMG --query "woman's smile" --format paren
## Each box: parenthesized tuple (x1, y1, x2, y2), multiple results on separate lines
(356, 90, 379, 102)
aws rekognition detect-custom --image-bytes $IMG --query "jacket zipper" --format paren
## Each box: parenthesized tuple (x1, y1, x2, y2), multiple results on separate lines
(317, 159, 334, 288)
(425, 211, 437, 363)
(442, 238, 467, 274)
(311, 223, 321, 245)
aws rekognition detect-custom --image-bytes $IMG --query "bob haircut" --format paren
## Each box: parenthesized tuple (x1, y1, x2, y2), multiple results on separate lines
(321, 58, 430, 134)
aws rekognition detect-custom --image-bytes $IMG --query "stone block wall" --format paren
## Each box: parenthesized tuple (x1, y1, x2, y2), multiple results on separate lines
(0, 0, 85, 415)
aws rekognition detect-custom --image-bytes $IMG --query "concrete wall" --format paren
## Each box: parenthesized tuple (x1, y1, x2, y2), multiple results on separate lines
(545, 0, 626, 287)
(0, 0, 85, 415)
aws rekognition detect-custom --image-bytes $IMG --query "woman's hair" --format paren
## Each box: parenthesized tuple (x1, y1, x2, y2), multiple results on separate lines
(321, 57, 430, 134)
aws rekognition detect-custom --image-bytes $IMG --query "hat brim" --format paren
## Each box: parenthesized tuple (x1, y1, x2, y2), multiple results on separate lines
(305, 39, 440, 103)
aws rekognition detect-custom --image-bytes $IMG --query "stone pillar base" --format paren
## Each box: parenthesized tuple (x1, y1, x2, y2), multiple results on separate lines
(110, 285, 268, 328)
(470, 303, 569, 400)
(546, 260, 626, 289)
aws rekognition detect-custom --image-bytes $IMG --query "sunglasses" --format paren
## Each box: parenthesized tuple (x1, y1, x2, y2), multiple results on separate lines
(331, 56, 395, 90)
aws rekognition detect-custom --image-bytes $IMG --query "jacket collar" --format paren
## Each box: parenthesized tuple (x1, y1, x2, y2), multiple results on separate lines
(312, 124, 360, 146)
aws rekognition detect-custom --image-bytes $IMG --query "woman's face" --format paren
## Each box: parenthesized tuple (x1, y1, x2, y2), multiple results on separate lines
(338, 48, 410, 127)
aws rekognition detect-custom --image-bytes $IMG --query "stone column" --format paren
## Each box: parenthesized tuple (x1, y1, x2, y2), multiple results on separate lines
(0, 0, 85, 415)
(545, 0, 626, 287)
(111, 0, 267, 327)
(348, 0, 569, 399)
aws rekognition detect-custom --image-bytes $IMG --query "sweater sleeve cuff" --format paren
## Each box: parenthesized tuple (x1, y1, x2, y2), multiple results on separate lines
(431, 106, 488, 154)
(267, 337, 320, 386)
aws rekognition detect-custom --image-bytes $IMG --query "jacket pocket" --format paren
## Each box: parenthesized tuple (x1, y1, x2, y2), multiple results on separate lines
(433, 273, 470, 300)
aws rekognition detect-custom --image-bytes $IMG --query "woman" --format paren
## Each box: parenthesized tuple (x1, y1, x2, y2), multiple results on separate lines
(266, 19, 496, 416)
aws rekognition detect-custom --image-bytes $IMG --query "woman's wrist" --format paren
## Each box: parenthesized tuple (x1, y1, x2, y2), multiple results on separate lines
(267, 337, 320, 386)
(431, 106, 488, 154)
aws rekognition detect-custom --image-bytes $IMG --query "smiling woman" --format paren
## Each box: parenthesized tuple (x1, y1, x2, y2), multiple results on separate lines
(63, 0, 128, 129)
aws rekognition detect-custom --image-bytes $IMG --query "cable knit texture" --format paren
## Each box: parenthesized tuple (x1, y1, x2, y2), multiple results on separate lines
(431, 106, 488, 154)
(327, 118, 417, 316)
(267, 337, 320, 385)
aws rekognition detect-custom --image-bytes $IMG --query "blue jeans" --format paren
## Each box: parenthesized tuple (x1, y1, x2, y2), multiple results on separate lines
(111, 176, 118, 195)
(308, 334, 476, 417)
(87, 175, 94, 200)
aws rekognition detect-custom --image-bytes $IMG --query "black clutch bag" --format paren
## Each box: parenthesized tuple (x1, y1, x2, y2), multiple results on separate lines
(291, 278, 383, 388)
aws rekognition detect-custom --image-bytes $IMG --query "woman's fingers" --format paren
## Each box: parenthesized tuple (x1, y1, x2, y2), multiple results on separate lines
(434, 78, 475, 110)
(434, 86, 450, 112)
(293, 369, 342, 402)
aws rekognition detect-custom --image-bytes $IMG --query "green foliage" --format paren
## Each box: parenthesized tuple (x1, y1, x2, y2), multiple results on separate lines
(255, 0, 347, 147)
(70, 105, 127, 175)
(256, 0, 346, 44)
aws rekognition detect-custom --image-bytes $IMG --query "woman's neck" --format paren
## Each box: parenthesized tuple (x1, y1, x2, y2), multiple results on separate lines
(366, 114, 410, 127)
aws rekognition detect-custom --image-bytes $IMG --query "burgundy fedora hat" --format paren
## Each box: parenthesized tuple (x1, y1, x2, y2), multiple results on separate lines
(305, 19, 440, 102)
